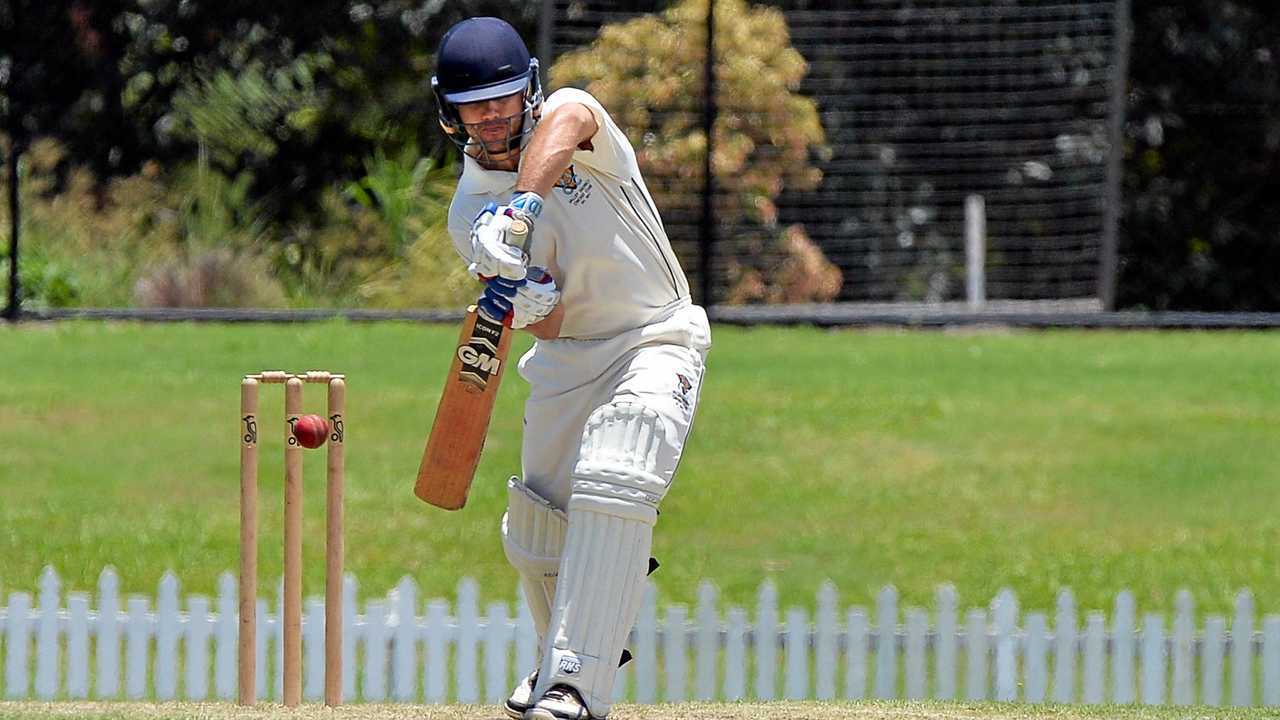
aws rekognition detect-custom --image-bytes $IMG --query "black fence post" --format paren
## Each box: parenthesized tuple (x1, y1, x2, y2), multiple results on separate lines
(4, 132, 18, 322)
(538, 0, 554, 79)
(699, 0, 716, 310)
(1100, 0, 1132, 311)
(3, 0, 18, 322)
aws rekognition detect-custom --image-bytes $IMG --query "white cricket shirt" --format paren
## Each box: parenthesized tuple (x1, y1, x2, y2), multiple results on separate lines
(448, 88, 692, 341)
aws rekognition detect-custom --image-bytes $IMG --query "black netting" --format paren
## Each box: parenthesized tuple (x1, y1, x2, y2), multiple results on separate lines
(545, 0, 1124, 307)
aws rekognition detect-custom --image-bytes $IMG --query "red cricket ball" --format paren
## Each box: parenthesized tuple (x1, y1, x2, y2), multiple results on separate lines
(292, 414, 330, 449)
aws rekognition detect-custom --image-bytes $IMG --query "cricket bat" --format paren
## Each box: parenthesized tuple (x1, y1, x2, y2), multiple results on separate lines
(414, 218, 528, 510)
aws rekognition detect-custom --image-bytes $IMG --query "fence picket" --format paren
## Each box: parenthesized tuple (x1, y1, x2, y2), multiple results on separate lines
(695, 582, 718, 700)
(1231, 591, 1254, 706)
(1113, 590, 1136, 703)
(272, 581, 283, 700)
(4, 592, 31, 699)
(35, 568, 60, 700)
(874, 586, 897, 699)
(364, 600, 388, 701)
(1024, 612, 1047, 702)
(964, 608, 988, 701)
(755, 581, 777, 700)
(423, 599, 449, 703)
(935, 586, 957, 701)
(255, 598, 269, 700)
(1171, 590, 1194, 706)
(186, 595, 211, 700)
(213, 573, 236, 700)
(993, 589, 1017, 701)
(1262, 616, 1280, 706)
(665, 604, 688, 701)
(96, 568, 120, 699)
(155, 574, 179, 700)
(125, 596, 149, 699)
(456, 579, 479, 703)
(845, 608, 868, 700)
(1082, 612, 1105, 704)
(1203, 615, 1226, 706)
(784, 607, 807, 700)
(904, 608, 927, 700)
(725, 607, 747, 700)
(484, 601, 509, 704)
(1053, 589, 1077, 703)
(815, 582, 838, 701)
(1140, 614, 1165, 705)
(67, 593, 91, 699)
(393, 577, 419, 702)
(343, 575, 358, 702)
(635, 584, 658, 703)
(304, 598, 325, 700)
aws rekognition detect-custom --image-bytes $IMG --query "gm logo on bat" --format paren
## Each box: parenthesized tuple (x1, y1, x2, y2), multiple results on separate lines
(458, 344, 501, 377)
(457, 311, 506, 391)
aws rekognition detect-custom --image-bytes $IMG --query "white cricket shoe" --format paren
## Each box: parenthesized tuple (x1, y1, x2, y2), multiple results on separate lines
(504, 670, 538, 719)
(524, 684, 595, 720)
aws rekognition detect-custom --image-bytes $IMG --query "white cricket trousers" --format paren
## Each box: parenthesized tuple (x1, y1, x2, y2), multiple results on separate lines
(517, 302, 711, 511)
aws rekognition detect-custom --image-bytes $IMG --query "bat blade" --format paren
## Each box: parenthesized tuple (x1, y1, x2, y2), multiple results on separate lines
(414, 306, 513, 510)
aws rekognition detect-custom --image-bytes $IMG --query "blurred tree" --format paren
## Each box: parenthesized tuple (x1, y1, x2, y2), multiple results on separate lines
(551, 0, 838, 303)
(3, 1, 538, 307)
(1119, 0, 1280, 310)
(4, 1, 536, 208)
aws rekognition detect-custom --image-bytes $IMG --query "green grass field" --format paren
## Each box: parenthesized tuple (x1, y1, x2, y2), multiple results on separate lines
(1, 322, 1277, 617)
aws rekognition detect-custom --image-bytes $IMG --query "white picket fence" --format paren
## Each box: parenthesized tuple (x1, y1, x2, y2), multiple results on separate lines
(2, 566, 1279, 706)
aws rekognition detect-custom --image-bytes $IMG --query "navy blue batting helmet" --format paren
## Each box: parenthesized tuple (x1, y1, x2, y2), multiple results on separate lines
(432, 17, 543, 150)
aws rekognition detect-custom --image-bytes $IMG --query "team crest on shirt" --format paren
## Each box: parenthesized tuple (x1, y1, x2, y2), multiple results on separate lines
(555, 164, 594, 206)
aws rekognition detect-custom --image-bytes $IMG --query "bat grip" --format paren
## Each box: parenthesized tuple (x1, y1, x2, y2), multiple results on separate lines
(474, 216, 530, 325)
(507, 217, 531, 253)
(476, 305, 508, 324)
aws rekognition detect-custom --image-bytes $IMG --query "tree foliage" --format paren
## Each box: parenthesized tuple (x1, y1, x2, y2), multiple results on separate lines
(554, 0, 823, 219)
(3, 1, 536, 209)
(550, 0, 837, 303)
(1119, 0, 1280, 310)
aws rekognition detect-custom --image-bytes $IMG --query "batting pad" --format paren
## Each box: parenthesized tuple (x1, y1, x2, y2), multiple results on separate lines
(535, 402, 676, 718)
(502, 477, 567, 643)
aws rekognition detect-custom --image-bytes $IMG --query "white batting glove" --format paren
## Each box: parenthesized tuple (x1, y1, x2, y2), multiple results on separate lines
(468, 203, 529, 281)
(510, 267, 561, 330)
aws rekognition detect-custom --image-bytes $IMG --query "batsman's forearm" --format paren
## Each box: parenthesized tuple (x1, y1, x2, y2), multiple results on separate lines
(515, 105, 597, 197)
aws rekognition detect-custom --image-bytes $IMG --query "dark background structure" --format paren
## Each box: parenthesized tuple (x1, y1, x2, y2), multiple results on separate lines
(2, 0, 1278, 320)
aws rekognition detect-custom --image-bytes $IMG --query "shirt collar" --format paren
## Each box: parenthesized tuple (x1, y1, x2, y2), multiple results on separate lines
(461, 152, 518, 195)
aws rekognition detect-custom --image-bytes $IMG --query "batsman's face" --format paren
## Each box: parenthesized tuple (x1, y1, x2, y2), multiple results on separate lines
(458, 92, 525, 153)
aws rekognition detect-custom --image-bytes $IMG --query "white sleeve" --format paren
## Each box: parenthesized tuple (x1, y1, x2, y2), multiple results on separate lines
(447, 199, 475, 263)
(542, 88, 639, 180)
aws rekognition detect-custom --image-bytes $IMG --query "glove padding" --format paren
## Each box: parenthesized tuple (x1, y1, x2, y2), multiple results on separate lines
(477, 267, 560, 329)
(468, 202, 530, 281)
(510, 267, 560, 329)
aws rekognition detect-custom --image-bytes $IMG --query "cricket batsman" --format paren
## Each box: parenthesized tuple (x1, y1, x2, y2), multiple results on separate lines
(432, 16, 712, 720)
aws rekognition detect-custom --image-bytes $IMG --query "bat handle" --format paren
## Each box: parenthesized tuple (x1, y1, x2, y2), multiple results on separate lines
(508, 217, 531, 254)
